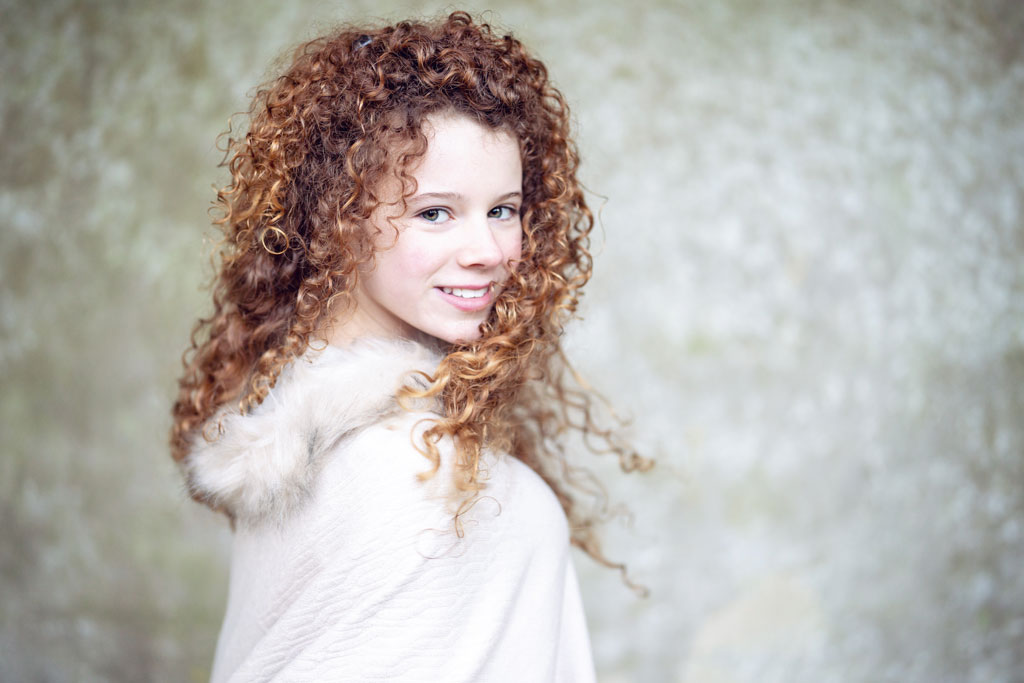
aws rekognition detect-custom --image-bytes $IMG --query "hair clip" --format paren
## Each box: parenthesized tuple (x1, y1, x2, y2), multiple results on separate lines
(353, 34, 373, 50)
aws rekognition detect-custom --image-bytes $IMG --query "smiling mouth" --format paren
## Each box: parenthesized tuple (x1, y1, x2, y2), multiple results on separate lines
(439, 286, 489, 299)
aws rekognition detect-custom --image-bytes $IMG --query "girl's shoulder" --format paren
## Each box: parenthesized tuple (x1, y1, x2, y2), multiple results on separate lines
(180, 338, 442, 527)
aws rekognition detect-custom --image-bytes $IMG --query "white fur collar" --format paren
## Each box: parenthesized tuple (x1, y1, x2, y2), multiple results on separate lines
(182, 338, 442, 526)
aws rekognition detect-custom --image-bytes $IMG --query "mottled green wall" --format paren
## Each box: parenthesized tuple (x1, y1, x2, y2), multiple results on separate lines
(2, 0, 1022, 681)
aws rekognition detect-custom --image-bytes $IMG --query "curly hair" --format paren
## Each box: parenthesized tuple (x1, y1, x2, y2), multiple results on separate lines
(171, 11, 651, 581)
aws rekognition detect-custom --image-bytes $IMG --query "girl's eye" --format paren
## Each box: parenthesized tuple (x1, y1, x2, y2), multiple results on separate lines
(488, 206, 517, 220)
(419, 208, 451, 223)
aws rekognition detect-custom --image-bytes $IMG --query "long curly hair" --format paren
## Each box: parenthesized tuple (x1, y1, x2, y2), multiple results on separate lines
(171, 11, 651, 580)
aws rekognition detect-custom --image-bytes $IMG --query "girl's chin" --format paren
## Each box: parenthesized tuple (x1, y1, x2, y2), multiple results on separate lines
(431, 332, 483, 346)
(421, 322, 487, 346)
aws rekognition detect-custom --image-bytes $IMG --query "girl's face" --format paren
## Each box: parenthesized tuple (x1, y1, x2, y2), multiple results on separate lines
(344, 113, 523, 345)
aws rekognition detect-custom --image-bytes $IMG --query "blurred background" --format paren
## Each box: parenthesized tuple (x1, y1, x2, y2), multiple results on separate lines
(2, 0, 1022, 680)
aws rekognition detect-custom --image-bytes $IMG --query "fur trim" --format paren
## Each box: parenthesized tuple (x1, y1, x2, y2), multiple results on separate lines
(182, 338, 442, 526)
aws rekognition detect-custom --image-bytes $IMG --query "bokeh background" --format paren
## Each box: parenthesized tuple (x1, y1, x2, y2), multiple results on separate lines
(2, 0, 1023, 680)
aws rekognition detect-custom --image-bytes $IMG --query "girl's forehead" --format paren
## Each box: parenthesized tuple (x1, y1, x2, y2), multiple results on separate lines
(405, 116, 520, 186)
(365, 116, 521, 219)
(381, 113, 521, 172)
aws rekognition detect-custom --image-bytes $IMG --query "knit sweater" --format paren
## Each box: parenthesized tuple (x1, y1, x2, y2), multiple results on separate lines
(182, 339, 596, 682)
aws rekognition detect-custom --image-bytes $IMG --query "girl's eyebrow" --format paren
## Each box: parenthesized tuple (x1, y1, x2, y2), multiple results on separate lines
(411, 191, 522, 203)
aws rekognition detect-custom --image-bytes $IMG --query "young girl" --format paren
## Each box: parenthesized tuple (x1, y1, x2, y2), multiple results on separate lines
(171, 11, 648, 681)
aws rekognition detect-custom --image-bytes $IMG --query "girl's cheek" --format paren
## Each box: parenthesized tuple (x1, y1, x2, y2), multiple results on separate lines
(404, 243, 437, 270)
(507, 231, 524, 262)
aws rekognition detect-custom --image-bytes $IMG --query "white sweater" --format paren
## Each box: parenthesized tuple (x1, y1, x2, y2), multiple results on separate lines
(183, 340, 596, 682)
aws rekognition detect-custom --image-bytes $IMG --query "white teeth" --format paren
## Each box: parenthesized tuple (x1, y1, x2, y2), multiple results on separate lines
(441, 287, 487, 298)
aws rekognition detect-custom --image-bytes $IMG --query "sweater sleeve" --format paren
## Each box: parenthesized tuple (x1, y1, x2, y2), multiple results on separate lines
(211, 412, 595, 683)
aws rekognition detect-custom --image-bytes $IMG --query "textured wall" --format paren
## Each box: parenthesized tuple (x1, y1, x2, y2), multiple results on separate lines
(2, 0, 1022, 681)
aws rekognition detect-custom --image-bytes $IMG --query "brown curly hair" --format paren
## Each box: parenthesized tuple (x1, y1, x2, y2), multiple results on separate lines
(171, 11, 651, 581)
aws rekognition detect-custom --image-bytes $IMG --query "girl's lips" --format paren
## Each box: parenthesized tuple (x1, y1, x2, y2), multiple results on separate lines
(435, 285, 494, 312)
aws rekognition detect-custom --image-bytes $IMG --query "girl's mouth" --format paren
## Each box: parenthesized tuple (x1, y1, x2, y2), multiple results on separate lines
(436, 285, 494, 311)
(439, 286, 488, 299)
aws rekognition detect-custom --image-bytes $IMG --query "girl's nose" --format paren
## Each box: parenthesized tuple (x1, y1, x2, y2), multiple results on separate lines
(456, 218, 505, 268)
